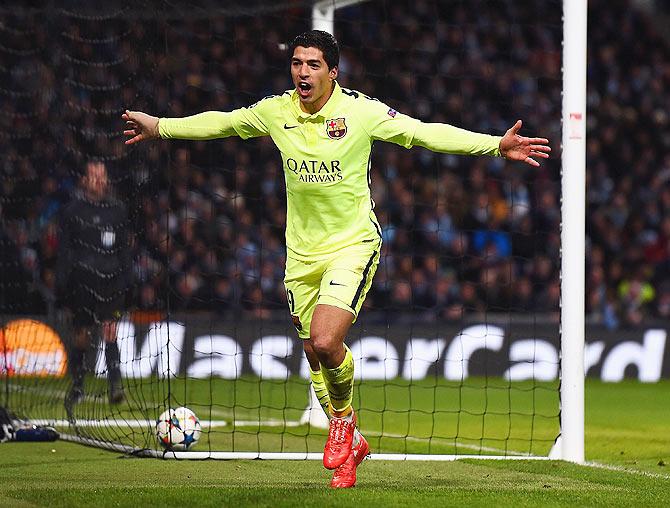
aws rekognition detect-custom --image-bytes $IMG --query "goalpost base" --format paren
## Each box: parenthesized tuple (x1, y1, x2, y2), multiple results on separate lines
(548, 435, 563, 460)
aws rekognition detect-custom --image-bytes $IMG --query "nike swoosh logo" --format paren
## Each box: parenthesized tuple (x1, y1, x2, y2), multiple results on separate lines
(284, 124, 298, 129)
(329, 281, 345, 286)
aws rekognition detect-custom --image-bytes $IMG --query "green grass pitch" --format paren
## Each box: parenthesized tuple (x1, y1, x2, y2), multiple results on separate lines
(0, 379, 668, 507)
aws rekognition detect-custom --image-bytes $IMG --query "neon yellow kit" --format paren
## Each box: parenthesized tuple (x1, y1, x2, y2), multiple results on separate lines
(159, 82, 502, 337)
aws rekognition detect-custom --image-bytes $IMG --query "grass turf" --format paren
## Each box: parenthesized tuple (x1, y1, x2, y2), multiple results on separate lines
(0, 442, 668, 507)
(1, 380, 668, 506)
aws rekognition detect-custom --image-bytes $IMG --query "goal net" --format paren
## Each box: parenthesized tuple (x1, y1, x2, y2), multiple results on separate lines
(1, 0, 564, 459)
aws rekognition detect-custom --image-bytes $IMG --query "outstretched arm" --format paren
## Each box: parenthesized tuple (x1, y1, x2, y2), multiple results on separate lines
(412, 119, 550, 167)
(412, 122, 503, 157)
(123, 99, 275, 145)
(352, 95, 550, 166)
(498, 120, 550, 167)
(122, 110, 241, 144)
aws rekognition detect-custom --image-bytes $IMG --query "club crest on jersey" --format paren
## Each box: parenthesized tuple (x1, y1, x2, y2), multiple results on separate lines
(326, 118, 347, 139)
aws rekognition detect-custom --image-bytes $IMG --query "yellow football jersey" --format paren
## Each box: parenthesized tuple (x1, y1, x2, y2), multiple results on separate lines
(159, 82, 501, 260)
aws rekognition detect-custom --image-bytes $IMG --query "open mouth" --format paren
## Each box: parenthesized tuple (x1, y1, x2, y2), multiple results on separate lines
(297, 81, 312, 98)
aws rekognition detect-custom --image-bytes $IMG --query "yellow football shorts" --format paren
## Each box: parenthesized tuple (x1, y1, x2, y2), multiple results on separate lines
(284, 240, 381, 339)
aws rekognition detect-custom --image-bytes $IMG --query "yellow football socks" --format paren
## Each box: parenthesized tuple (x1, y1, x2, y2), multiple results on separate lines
(321, 344, 355, 415)
(309, 366, 331, 416)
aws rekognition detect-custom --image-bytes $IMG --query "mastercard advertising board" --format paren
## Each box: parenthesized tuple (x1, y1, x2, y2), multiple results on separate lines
(0, 319, 67, 377)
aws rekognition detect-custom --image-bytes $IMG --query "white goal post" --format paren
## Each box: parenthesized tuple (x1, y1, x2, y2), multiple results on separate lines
(312, 0, 372, 34)
(558, 0, 587, 464)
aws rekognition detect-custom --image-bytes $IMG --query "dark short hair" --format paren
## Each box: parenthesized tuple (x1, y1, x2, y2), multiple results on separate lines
(289, 30, 339, 69)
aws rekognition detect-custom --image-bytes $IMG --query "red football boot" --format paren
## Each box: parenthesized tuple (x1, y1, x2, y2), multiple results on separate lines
(330, 432, 370, 488)
(330, 452, 356, 488)
(352, 432, 370, 466)
(323, 410, 357, 470)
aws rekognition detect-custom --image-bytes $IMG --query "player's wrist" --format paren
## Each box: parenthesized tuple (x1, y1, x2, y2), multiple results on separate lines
(496, 137, 504, 158)
(152, 116, 160, 138)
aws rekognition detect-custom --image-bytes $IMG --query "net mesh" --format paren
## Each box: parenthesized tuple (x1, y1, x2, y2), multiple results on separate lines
(1, 0, 563, 457)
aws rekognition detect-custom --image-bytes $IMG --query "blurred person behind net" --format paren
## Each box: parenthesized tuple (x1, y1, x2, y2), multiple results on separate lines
(57, 161, 132, 415)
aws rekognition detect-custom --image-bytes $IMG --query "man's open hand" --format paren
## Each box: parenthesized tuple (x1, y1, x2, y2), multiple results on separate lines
(499, 120, 551, 167)
(122, 110, 160, 145)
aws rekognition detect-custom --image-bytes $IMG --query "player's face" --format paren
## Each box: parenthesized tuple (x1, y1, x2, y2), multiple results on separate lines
(83, 162, 109, 200)
(291, 46, 337, 113)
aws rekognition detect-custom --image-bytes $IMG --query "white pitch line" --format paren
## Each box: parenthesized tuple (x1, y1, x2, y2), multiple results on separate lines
(233, 419, 303, 427)
(32, 418, 229, 428)
(137, 450, 550, 461)
(361, 429, 532, 456)
(584, 461, 670, 480)
(30, 418, 304, 429)
(369, 453, 550, 461)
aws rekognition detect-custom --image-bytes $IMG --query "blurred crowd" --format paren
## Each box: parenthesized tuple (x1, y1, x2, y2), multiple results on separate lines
(1, 0, 669, 328)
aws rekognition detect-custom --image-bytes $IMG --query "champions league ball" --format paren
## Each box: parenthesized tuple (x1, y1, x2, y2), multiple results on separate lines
(156, 407, 201, 450)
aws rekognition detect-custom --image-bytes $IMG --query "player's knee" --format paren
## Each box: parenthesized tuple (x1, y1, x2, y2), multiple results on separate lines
(310, 329, 339, 359)
(303, 340, 321, 370)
